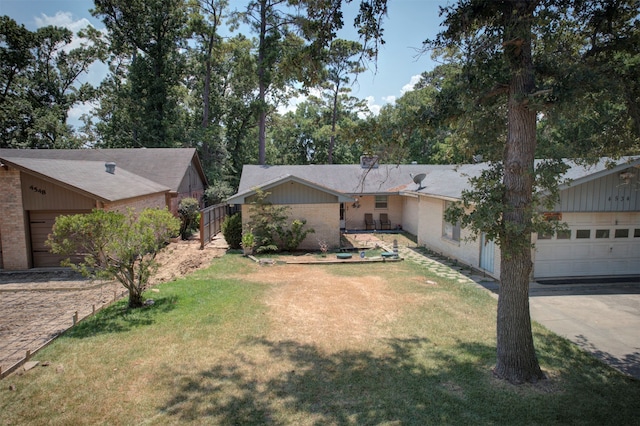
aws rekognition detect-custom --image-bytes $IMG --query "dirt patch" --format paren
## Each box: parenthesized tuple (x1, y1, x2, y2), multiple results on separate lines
(149, 235, 228, 285)
(246, 265, 426, 353)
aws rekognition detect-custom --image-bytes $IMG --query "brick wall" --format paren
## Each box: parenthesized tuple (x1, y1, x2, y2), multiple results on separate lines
(0, 168, 29, 270)
(242, 203, 341, 251)
(104, 193, 168, 213)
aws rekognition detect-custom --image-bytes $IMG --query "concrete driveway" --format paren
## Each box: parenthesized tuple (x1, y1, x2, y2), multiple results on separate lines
(480, 279, 640, 379)
(528, 281, 640, 379)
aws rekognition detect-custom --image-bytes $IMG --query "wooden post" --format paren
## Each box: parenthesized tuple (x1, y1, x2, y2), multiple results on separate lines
(26, 350, 31, 360)
(92, 305, 96, 315)
(73, 311, 78, 326)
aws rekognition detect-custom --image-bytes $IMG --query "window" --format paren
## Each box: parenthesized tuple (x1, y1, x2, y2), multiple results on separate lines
(595, 229, 610, 239)
(635, 229, 640, 238)
(375, 195, 388, 209)
(537, 231, 552, 240)
(615, 229, 629, 238)
(557, 230, 571, 240)
(576, 230, 591, 239)
(443, 201, 461, 242)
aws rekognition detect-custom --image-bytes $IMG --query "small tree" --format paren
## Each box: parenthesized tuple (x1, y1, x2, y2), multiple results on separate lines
(247, 188, 314, 253)
(47, 208, 180, 309)
(178, 197, 200, 240)
(221, 212, 242, 249)
(247, 189, 290, 253)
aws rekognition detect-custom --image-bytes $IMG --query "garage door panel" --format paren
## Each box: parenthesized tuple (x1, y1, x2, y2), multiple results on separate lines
(29, 211, 88, 268)
(535, 223, 640, 278)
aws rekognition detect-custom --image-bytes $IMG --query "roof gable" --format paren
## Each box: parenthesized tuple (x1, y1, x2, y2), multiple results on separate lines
(228, 174, 353, 204)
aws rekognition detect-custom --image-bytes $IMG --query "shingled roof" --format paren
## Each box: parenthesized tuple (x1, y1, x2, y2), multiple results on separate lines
(0, 148, 206, 193)
(233, 157, 640, 201)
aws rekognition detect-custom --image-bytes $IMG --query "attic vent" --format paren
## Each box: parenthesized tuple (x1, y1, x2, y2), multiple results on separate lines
(360, 155, 379, 169)
(105, 162, 116, 174)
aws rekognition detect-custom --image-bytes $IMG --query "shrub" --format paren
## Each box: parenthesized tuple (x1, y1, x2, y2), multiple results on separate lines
(282, 219, 314, 251)
(221, 213, 242, 249)
(204, 181, 234, 206)
(178, 197, 200, 240)
(47, 208, 180, 309)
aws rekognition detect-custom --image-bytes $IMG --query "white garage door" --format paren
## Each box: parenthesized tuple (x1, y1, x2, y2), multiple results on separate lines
(534, 213, 640, 279)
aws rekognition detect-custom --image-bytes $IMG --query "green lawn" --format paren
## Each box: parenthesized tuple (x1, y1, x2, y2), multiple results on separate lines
(1, 253, 638, 425)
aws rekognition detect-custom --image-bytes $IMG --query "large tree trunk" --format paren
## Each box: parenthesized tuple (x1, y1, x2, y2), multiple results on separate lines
(494, 0, 545, 384)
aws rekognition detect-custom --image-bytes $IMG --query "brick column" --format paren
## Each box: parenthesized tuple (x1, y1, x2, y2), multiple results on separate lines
(0, 167, 30, 270)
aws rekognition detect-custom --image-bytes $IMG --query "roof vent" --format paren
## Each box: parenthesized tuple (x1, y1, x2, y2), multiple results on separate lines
(360, 155, 379, 169)
(105, 162, 116, 174)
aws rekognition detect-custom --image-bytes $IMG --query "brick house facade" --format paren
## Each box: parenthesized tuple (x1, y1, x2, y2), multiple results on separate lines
(0, 148, 207, 270)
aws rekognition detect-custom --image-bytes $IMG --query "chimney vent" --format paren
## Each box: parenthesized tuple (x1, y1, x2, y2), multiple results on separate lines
(360, 155, 379, 169)
(105, 162, 116, 174)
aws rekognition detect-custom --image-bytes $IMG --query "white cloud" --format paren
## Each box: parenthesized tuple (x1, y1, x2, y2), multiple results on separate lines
(35, 11, 93, 34)
(364, 96, 381, 116)
(400, 74, 423, 95)
(382, 95, 396, 104)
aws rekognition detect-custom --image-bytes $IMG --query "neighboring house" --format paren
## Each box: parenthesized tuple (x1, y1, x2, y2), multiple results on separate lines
(0, 148, 207, 270)
(229, 156, 640, 281)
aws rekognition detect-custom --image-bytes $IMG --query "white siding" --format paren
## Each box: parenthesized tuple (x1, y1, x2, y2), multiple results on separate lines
(416, 196, 501, 279)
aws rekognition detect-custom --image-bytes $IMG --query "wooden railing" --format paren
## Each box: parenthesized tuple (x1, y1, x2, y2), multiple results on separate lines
(199, 203, 238, 249)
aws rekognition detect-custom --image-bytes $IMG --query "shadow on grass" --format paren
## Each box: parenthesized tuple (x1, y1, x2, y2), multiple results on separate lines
(159, 337, 517, 424)
(65, 295, 178, 339)
(158, 335, 640, 424)
(535, 329, 640, 380)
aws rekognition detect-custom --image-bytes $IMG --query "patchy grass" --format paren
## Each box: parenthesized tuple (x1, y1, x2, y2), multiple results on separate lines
(1, 254, 638, 425)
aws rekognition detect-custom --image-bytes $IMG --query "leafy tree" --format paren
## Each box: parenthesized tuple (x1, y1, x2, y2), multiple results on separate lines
(92, 0, 189, 147)
(428, 0, 639, 383)
(322, 39, 365, 163)
(47, 208, 180, 309)
(0, 16, 106, 148)
(246, 188, 314, 252)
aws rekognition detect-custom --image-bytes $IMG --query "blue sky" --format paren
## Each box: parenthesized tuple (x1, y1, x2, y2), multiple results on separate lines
(0, 0, 450, 121)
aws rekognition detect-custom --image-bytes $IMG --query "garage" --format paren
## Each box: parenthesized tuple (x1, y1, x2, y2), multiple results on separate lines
(29, 211, 90, 268)
(534, 213, 640, 279)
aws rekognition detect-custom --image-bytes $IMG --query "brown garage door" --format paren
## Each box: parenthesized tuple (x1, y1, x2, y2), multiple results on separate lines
(29, 211, 89, 268)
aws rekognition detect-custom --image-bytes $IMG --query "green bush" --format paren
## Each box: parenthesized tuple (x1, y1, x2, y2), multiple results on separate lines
(204, 181, 234, 206)
(178, 197, 200, 240)
(221, 213, 242, 249)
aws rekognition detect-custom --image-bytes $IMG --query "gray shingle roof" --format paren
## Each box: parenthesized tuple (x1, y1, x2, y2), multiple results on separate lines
(1, 157, 169, 202)
(234, 157, 640, 201)
(0, 148, 206, 192)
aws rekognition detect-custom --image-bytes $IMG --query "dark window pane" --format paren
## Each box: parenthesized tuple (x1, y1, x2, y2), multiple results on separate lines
(576, 230, 590, 239)
(615, 229, 629, 238)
